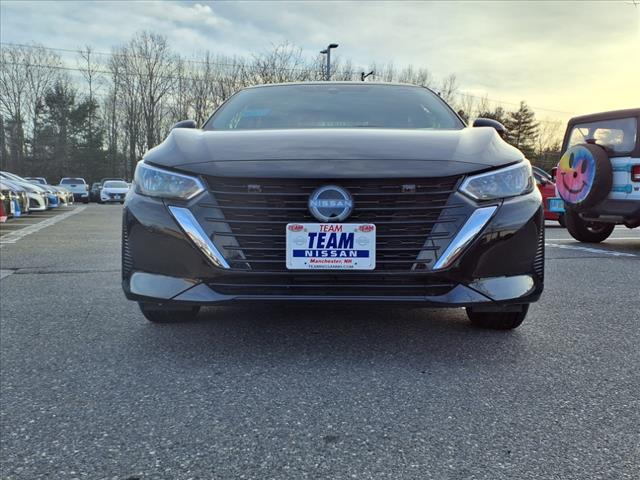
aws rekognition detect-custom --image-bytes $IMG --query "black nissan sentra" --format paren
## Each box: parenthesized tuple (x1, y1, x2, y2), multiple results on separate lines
(123, 83, 544, 329)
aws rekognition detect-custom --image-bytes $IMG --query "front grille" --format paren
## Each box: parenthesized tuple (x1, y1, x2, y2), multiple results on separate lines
(533, 222, 544, 282)
(203, 176, 466, 272)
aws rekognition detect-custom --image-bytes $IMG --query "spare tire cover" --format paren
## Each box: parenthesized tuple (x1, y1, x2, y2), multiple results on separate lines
(556, 143, 612, 211)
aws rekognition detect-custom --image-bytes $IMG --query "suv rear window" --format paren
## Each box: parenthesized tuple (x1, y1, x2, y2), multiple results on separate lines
(567, 117, 637, 154)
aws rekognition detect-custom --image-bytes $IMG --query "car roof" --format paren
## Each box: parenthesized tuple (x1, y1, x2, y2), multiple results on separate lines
(562, 108, 640, 156)
(567, 108, 640, 126)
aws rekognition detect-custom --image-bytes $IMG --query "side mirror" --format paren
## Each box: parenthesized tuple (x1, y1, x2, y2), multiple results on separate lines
(173, 120, 197, 130)
(473, 118, 507, 138)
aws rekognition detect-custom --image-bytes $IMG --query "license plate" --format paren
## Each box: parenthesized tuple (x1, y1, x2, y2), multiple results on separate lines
(115, 195, 121, 200)
(286, 223, 376, 270)
(548, 197, 565, 213)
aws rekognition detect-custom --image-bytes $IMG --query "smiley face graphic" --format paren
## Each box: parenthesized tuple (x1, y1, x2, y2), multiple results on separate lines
(556, 145, 596, 204)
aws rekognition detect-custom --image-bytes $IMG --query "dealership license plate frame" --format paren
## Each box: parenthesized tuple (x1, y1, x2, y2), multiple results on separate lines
(286, 223, 376, 270)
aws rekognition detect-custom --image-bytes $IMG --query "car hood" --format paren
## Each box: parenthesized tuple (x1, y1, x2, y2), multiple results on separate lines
(1, 179, 40, 193)
(102, 187, 129, 193)
(143, 127, 524, 178)
(61, 184, 87, 192)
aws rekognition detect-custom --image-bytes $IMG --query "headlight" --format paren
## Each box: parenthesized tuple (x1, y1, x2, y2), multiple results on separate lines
(134, 161, 205, 200)
(459, 161, 534, 201)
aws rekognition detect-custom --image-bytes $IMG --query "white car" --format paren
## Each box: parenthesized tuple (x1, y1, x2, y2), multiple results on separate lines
(100, 180, 130, 203)
(0, 172, 49, 211)
(59, 177, 89, 203)
(26, 177, 73, 206)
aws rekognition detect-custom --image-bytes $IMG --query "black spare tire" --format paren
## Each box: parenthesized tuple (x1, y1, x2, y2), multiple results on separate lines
(556, 143, 612, 212)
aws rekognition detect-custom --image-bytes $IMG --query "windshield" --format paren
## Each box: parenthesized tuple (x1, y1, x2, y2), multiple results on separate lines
(27, 178, 46, 185)
(103, 181, 129, 188)
(61, 178, 85, 184)
(206, 84, 463, 131)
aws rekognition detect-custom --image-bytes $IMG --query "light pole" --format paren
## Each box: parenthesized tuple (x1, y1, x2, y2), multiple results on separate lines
(361, 70, 375, 82)
(320, 43, 339, 81)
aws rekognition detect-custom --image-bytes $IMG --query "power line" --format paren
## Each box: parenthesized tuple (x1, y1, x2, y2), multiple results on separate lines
(0, 60, 326, 83)
(0, 41, 320, 74)
(457, 92, 575, 115)
(1, 41, 577, 115)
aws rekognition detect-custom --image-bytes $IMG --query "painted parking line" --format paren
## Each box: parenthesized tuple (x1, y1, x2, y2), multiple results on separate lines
(1, 220, 57, 226)
(546, 237, 640, 242)
(0, 206, 86, 245)
(545, 242, 637, 257)
(0, 269, 16, 280)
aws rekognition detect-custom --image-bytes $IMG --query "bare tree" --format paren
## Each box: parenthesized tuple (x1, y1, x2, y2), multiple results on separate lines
(456, 93, 477, 123)
(190, 52, 217, 125)
(0, 44, 61, 171)
(250, 43, 312, 84)
(439, 73, 459, 104)
(535, 118, 563, 155)
(77, 46, 102, 103)
(109, 45, 143, 178)
(0, 46, 28, 170)
(124, 32, 179, 150)
(475, 94, 490, 117)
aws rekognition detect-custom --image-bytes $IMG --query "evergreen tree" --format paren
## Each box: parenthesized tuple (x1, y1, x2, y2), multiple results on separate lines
(504, 101, 539, 158)
(33, 81, 107, 181)
(72, 97, 106, 181)
(37, 81, 75, 178)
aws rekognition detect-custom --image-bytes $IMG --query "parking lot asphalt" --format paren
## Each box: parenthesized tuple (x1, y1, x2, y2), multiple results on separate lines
(1, 205, 639, 479)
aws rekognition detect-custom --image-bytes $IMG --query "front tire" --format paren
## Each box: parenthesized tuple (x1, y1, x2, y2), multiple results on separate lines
(466, 305, 529, 330)
(565, 209, 614, 243)
(557, 214, 566, 228)
(138, 303, 200, 323)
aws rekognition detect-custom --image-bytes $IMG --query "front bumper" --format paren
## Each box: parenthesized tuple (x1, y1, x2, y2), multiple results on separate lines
(47, 194, 59, 208)
(73, 192, 89, 201)
(102, 192, 126, 202)
(122, 188, 544, 307)
(28, 193, 48, 211)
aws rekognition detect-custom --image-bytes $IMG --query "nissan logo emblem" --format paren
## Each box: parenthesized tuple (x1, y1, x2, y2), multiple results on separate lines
(308, 185, 354, 222)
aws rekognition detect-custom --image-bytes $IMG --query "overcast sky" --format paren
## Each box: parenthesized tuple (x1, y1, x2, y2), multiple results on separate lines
(2, 0, 638, 122)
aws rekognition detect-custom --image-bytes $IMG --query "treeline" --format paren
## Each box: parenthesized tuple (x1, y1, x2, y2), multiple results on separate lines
(0, 31, 562, 183)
